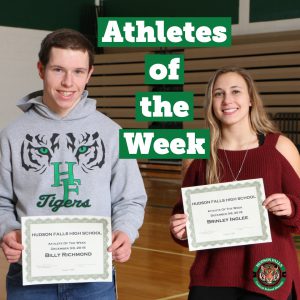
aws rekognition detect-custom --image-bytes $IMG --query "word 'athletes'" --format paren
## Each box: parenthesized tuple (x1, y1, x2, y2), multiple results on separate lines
(98, 17, 231, 47)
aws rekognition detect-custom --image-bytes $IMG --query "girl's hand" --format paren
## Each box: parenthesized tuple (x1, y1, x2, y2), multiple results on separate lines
(263, 193, 292, 217)
(170, 214, 188, 240)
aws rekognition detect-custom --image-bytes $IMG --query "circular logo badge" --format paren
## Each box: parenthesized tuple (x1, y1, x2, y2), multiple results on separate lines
(253, 258, 286, 291)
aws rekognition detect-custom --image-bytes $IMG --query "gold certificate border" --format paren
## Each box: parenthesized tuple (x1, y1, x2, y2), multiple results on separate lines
(23, 217, 110, 283)
(184, 179, 269, 249)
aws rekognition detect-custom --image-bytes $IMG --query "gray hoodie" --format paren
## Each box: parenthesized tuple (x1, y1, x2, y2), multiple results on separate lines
(0, 90, 147, 243)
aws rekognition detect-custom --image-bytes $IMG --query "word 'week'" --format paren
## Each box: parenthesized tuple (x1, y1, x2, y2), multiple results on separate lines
(119, 129, 210, 159)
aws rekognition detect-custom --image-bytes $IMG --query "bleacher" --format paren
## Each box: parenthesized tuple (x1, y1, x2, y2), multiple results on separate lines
(87, 30, 300, 180)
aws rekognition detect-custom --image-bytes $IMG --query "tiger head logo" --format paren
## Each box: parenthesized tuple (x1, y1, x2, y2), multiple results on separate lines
(253, 258, 286, 291)
(21, 132, 105, 174)
(258, 263, 280, 285)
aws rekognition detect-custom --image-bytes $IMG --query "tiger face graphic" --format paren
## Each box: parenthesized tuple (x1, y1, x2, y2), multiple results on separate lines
(21, 133, 60, 174)
(259, 263, 280, 285)
(21, 132, 105, 174)
(66, 132, 105, 173)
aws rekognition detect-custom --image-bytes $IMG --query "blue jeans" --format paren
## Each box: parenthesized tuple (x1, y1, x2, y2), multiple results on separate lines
(6, 263, 116, 300)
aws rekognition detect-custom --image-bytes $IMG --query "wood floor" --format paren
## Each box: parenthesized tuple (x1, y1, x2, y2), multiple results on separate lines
(0, 178, 299, 300)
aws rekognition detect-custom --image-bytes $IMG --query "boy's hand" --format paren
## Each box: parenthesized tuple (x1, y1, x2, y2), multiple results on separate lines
(1, 230, 24, 263)
(108, 230, 131, 263)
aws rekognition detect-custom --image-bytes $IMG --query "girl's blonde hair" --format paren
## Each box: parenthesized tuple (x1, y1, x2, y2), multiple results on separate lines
(183, 66, 278, 183)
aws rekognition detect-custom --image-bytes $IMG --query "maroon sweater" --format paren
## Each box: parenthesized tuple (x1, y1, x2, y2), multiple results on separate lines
(173, 133, 300, 300)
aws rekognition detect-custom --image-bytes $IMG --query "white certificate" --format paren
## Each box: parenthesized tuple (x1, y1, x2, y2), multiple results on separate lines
(21, 215, 112, 285)
(182, 178, 271, 251)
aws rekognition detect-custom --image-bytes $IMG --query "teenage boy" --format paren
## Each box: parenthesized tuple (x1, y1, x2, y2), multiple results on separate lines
(0, 28, 147, 299)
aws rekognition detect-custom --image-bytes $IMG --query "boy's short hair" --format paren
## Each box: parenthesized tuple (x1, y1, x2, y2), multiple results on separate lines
(39, 28, 95, 69)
